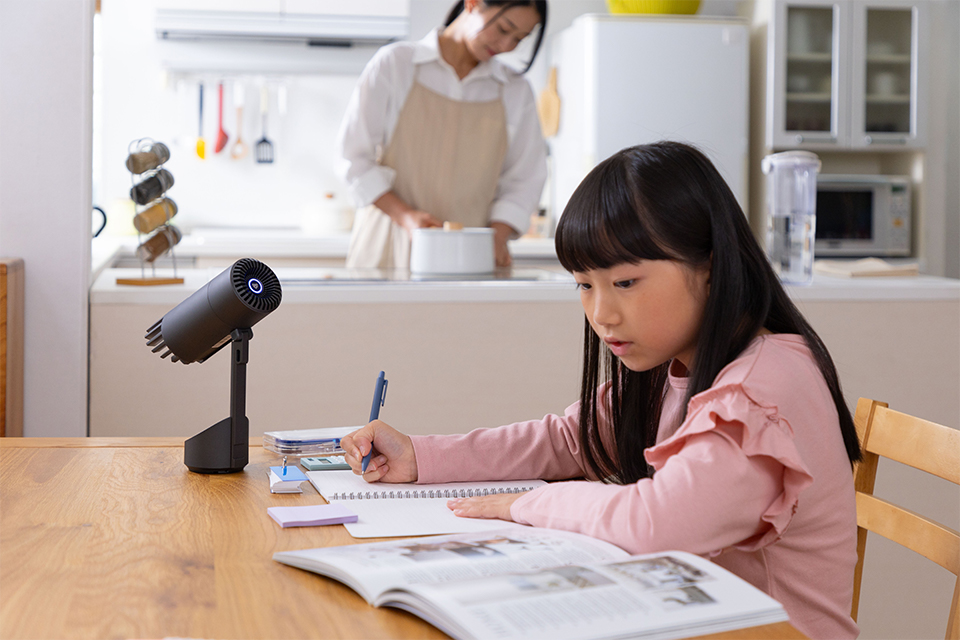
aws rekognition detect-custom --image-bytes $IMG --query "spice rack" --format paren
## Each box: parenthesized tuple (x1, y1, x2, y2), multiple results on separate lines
(117, 138, 185, 286)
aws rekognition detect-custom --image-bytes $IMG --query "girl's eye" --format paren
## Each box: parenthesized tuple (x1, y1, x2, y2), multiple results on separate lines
(614, 279, 636, 289)
(497, 25, 509, 34)
(575, 282, 591, 291)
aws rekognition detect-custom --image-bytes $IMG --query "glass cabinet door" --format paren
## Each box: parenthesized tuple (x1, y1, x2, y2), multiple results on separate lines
(784, 6, 837, 137)
(853, 4, 922, 146)
(864, 7, 914, 135)
(770, 1, 848, 148)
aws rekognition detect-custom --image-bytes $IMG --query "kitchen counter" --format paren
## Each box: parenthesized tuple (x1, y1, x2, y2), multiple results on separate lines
(91, 231, 560, 277)
(91, 266, 580, 304)
(90, 262, 960, 305)
(89, 263, 958, 465)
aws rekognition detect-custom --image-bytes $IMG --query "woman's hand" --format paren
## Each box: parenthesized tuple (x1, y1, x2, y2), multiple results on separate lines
(490, 221, 514, 267)
(396, 209, 443, 232)
(374, 191, 442, 232)
(446, 492, 527, 522)
(341, 420, 418, 484)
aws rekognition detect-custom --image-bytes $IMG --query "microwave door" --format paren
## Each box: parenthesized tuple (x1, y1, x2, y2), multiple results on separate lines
(815, 188, 878, 257)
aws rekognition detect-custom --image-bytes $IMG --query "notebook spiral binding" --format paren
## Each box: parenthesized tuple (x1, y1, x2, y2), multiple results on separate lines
(331, 486, 538, 501)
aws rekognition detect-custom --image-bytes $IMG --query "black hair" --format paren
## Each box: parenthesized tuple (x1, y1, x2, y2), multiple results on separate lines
(444, 1, 548, 73)
(555, 141, 861, 484)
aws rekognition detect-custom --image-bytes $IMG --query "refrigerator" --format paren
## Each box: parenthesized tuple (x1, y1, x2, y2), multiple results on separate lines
(549, 14, 750, 223)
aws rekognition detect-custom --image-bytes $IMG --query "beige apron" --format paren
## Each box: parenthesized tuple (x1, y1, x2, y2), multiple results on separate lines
(346, 77, 509, 269)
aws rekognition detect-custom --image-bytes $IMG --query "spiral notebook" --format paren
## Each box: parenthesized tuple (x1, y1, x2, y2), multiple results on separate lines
(306, 470, 545, 538)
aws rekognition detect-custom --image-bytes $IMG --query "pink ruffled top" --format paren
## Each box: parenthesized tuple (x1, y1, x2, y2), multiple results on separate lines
(411, 335, 859, 639)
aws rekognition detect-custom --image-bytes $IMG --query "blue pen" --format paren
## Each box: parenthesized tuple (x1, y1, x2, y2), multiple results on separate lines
(361, 371, 388, 473)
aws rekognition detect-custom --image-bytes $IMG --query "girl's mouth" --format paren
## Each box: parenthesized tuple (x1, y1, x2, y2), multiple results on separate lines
(604, 339, 631, 357)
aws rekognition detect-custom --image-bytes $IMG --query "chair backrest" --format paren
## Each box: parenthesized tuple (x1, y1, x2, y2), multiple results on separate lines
(852, 398, 960, 640)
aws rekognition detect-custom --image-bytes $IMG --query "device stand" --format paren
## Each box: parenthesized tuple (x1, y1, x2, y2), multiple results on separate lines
(184, 328, 253, 473)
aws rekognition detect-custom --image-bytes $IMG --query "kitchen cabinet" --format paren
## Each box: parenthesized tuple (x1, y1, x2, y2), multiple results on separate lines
(767, 0, 928, 150)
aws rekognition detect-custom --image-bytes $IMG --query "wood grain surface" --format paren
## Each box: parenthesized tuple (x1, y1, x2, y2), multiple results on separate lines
(0, 439, 805, 640)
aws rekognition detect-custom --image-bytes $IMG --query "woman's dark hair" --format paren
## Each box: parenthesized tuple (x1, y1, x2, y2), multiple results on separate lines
(444, 1, 548, 73)
(555, 141, 861, 484)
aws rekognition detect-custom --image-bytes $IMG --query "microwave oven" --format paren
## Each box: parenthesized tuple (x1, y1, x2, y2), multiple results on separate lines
(814, 175, 912, 257)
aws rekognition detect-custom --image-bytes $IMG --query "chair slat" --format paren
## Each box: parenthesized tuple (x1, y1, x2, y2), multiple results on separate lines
(865, 407, 960, 485)
(856, 492, 960, 576)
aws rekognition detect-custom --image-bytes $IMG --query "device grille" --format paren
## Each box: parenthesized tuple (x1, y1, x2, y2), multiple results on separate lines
(231, 258, 282, 312)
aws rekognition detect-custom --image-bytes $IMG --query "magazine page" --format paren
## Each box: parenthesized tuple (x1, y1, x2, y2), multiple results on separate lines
(273, 527, 630, 605)
(386, 551, 788, 640)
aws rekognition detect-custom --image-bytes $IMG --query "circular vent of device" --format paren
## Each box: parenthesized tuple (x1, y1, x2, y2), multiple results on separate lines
(231, 258, 282, 312)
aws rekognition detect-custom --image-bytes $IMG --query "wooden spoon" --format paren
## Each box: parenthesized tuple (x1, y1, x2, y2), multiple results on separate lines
(231, 105, 248, 159)
(230, 83, 248, 159)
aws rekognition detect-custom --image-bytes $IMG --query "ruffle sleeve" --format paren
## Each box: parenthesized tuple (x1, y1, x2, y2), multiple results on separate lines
(645, 383, 814, 552)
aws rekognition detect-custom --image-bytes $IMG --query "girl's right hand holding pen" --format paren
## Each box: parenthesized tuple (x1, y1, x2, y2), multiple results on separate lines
(342, 420, 419, 484)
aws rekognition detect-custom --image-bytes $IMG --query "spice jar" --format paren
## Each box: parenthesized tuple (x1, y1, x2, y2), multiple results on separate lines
(130, 169, 175, 205)
(125, 142, 170, 174)
(136, 225, 182, 262)
(133, 198, 178, 234)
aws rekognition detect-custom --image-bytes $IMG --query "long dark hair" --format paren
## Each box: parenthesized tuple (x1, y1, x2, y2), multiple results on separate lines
(555, 141, 861, 484)
(444, 1, 548, 73)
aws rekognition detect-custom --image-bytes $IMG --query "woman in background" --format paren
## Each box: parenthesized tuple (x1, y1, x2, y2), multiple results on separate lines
(337, 0, 548, 268)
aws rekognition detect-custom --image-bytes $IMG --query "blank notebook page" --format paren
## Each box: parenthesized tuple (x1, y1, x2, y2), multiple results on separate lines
(307, 470, 545, 538)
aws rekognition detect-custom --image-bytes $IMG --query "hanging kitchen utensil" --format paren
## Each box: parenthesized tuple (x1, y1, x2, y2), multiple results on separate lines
(230, 81, 248, 160)
(215, 82, 229, 154)
(255, 85, 274, 164)
(196, 83, 206, 160)
(537, 67, 561, 138)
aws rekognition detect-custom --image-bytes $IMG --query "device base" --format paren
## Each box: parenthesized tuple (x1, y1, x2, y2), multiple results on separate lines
(184, 416, 249, 474)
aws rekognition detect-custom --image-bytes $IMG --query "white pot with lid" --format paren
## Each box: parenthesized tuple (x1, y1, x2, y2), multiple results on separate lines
(410, 224, 495, 275)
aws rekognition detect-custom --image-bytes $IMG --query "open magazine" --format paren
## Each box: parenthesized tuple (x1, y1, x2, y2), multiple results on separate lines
(274, 528, 787, 640)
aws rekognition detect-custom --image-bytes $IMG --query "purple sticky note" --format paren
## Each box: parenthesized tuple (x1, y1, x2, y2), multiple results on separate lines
(267, 504, 358, 528)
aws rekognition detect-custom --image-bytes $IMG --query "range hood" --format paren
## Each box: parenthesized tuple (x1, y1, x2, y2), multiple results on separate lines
(155, 9, 408, 47)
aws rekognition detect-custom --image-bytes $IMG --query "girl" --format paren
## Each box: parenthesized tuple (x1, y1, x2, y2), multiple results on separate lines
(337, 0, 548, 269)
(342, 142, 862, 639)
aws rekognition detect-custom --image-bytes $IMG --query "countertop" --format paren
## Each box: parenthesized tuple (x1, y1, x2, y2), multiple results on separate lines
(91, 230, 558, 277)
(90, 263, 960, 306)
(91, 231, 960, 305)
(91, 266, 581, 304)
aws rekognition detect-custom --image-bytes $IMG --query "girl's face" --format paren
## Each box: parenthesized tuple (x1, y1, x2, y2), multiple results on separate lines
(461, 1, 541, 63)
(574, 260, 711, 373)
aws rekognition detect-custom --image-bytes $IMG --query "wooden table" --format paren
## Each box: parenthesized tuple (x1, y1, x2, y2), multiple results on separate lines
(0, 439, 806, 640)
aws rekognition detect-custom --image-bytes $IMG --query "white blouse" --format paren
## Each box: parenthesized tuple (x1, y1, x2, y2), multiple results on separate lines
(336, 28, 548, 235)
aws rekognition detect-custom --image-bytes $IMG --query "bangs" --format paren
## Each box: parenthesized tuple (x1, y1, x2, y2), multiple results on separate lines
(555, 154, 674, 273)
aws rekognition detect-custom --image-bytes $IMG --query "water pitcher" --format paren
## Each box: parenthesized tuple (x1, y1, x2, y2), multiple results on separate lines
(761, 151, 821, 284)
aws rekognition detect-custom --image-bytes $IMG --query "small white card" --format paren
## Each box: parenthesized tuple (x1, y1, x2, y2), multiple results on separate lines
(267, 504, 359, 528)
(269, 466, 307, 493)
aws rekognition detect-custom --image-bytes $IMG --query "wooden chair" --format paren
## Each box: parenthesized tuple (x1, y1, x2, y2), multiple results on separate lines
(852, 398, 960, 640)
(0, 258, 24, 437)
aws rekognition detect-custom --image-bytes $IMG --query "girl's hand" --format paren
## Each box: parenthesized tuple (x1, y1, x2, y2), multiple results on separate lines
(341, 420, 418, 484)
(490, 221, 514, 267)
(446, 492, 527, 522)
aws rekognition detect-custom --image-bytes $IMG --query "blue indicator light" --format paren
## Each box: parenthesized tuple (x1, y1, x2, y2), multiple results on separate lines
(248, 278, 263, 294)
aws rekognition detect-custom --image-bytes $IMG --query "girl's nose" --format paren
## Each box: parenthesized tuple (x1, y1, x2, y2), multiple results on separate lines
(591, 291, 620, 327)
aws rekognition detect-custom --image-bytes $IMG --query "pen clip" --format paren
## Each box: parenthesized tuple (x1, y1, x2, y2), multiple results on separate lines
(380, 379, 388, 406)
